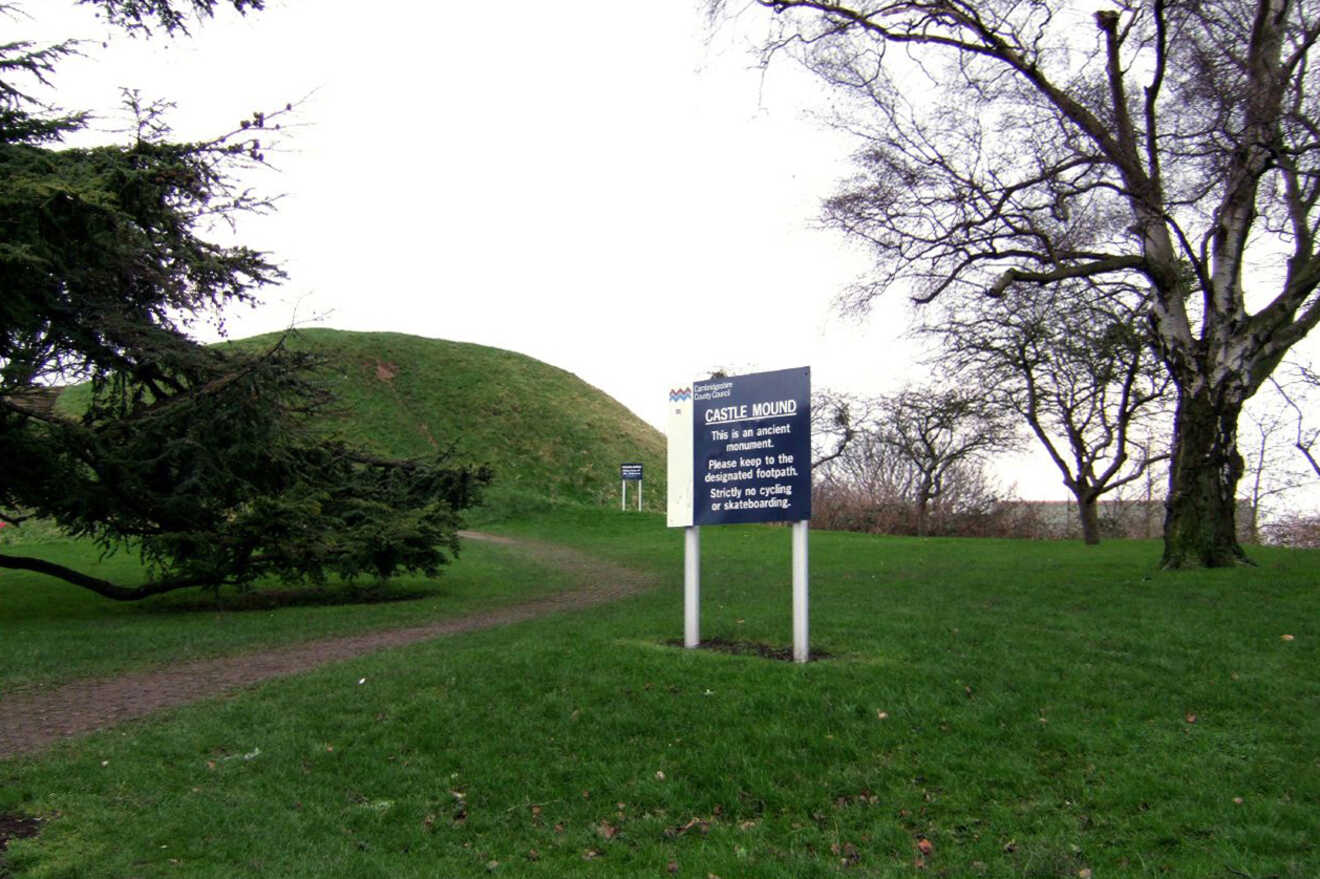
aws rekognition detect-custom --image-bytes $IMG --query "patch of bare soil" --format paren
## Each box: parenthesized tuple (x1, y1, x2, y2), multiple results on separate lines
(0, 811, 43, 873)
(0, 532, 657, 761)
(667, 636, 831, 662)
(0, 812, 41, 849)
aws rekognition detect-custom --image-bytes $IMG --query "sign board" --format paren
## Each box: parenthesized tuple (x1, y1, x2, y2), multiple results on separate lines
(668, 367, 811, 527)
(620, 463, 644, 481)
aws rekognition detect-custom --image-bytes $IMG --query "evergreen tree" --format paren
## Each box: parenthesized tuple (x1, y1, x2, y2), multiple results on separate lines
(0, 2, 492, 599)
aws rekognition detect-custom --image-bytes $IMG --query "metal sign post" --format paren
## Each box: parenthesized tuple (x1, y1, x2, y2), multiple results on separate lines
(684, 525, 700, 648)
(792, 519, 809, 663)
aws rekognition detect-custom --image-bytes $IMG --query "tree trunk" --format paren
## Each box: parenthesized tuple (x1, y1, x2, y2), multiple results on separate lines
(915, 475, 936, 537)
(915, 496, 929, 537)
(1161, 389, 1248, 568)
(1077, 494, 1102, 545)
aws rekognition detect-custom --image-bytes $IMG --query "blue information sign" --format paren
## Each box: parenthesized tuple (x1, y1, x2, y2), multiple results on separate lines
(621, 463, 644, 481)
(690, 367, 810, 525)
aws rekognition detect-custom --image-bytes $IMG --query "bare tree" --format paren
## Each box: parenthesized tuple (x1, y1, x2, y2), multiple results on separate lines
(878, 386, 1018, 536)
(812, 427, 917, 532)
(1239, 394, 1312, 540)
(811, 388, 884, 468)
(811, 386, 1014, 534)
(1274, 365, 1320, 477)
(931, 283, 1171, 544)
(716, 0, 1320, 567)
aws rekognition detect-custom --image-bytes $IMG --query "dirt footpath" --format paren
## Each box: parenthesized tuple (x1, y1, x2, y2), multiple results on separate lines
(0, 533, 658, 760)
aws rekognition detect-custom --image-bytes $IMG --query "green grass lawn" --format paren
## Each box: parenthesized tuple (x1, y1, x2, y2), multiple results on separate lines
(2, 510, 1317, 877)
(0, 537, 584, 692)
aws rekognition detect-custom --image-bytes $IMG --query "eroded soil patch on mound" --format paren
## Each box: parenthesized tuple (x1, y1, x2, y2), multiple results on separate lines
(0, 532, 657, 759)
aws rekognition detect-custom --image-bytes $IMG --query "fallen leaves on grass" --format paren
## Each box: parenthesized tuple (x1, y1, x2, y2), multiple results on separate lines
(665, 816, 712, 838)
(831, 841, 861, 866)
(834, 791, 880, 808)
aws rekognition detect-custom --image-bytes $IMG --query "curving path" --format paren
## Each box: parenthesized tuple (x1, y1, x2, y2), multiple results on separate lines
(0, 533, 658, 760)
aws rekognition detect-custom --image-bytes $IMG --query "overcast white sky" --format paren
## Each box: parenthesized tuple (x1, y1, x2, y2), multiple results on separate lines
(31, 5, 915, 397)
(20, 1, 1320, 507)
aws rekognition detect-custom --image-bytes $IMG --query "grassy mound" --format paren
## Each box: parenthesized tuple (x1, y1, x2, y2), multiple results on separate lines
(49, 328, 666, 519)
(251, 329, 665, 516)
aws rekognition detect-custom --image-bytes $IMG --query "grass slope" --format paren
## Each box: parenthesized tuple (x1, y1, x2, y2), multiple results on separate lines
(236, 329, 666, 514)
(3, 510, 1318, 877)
(47, 328, 665, 517)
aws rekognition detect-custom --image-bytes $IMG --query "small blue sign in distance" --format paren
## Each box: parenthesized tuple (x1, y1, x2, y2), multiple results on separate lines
(620, 463, 644, 481)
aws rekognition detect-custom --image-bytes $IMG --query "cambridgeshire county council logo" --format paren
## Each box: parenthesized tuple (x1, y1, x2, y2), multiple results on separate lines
(669, 387, 691, 416)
